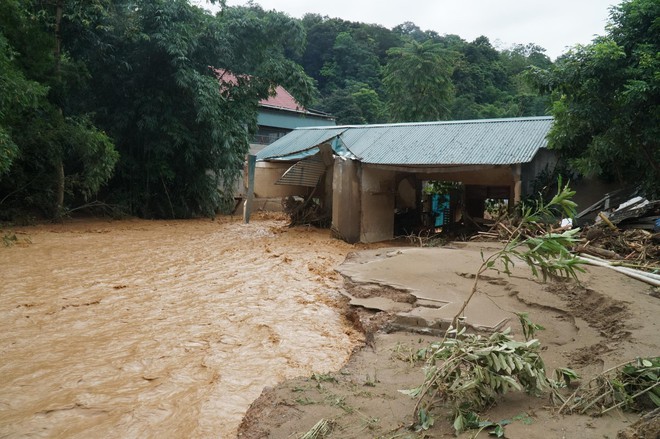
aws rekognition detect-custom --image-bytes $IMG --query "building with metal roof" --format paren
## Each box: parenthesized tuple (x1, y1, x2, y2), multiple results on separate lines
(254, 86, 335, 147)
(250, 116, 557, 243)
(213, 69, 336, 151)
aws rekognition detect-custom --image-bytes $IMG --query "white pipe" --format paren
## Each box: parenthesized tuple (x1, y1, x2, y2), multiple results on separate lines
(578, 255, 660, 287)
(579, 254, 660, 281)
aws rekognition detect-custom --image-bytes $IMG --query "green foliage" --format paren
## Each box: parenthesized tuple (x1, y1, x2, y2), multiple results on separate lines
(299, 19, 551, 125)
(1, 0, 315, 219)
(516, 312, 545, 341)
(406, 325, 553, 435)
(495, 181, 583, 281)
(406, 181, 583, 434)
(482, 181, 583, 284)
(530, 0, 660, 196)
(383, 40, 455, 122)
(618, 358, 660, 410)
(0, 0, 118, 219)
(0, 34, 47, 176)
(561, 357, 660, 414)
(72, 1, 315, 218)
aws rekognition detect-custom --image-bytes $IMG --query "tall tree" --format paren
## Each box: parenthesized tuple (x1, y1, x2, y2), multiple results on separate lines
(0, 0, 118, 220)
(383, 39, 455, 122)
(79, 1, 315, 218)
(531, 0, 659, 196)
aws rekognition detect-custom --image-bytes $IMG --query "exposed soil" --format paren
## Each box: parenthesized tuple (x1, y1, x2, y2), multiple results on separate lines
(239, 242, 660, 439)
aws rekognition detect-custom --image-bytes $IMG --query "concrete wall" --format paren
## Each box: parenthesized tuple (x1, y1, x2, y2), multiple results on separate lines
(396, 176, 417, 209)
(522, 149, 559, 197)
(332, 158, 361, 243)
(360, 165, 396, 243)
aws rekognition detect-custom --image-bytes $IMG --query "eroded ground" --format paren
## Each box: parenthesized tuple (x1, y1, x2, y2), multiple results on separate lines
(239, 243, 660, 438)
(0, 216, 363, 438)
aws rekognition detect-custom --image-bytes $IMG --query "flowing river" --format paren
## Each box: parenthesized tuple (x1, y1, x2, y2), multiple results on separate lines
(0, 217, 361, 438)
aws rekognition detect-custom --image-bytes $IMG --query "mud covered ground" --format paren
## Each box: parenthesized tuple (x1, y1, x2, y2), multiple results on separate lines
(239, 243, 660, 438)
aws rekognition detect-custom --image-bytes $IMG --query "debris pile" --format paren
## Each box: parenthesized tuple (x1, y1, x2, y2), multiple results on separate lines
(575, 196, 660, 287)
(580, 227, 660, 265)
(579, 196, 660, 266)
(282, 195, 331, 228)
(597, 196, 660, 231)
(469, 195, 660, 286)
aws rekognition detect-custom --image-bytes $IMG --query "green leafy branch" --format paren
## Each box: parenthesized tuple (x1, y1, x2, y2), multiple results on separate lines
(452, 179, 583, 329)
(407, 180, 584, 435)
(559, 357, 660, 415)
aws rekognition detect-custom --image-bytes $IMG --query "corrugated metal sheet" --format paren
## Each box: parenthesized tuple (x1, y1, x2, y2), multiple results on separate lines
(275, 154, 325, 187)
(257, 117, 553, 165)
(256, 128, 347, 160)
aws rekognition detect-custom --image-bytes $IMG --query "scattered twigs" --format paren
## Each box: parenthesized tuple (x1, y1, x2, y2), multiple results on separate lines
(300, 418, 334, 439)
(579, 226, 659, 269)
(559, 357, 660, 416)
(282, 188, 330, 228)
(601, 382, 660, 415)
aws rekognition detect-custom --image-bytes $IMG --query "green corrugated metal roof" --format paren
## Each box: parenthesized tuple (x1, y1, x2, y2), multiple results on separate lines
(257, 116, 553, 165)
(256, 128, 347, 160)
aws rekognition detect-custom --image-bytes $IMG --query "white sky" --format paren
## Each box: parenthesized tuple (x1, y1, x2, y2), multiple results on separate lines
(194, 0, 618, 60)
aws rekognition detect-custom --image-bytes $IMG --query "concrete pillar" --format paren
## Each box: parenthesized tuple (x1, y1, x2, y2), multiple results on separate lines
(331, 158, 361, 243)
(512, 163, 522, 207)
(360, 166, 395, 243)
(509, 163, 522, 212)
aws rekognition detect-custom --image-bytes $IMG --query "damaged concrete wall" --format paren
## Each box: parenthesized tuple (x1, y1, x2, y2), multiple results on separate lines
(360, 165, 396, 243)
(253, 161, 309, 198)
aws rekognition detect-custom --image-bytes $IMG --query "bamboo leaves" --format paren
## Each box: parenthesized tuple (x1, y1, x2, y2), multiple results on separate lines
(409, 181, 584, 435)
(411, 326, 553, 434)
(560, 357, 660, 415)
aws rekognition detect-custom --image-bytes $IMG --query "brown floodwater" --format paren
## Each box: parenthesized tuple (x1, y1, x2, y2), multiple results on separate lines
(0, 216, 360, 438)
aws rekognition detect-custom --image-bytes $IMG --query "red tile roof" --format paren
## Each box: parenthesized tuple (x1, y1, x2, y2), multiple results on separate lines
(259, 85, 303, 112)
(213, 68, 305, 113)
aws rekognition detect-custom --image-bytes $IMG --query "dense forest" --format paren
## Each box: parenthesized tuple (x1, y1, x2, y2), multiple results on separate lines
(297, 17, 552, 124)
(0, 0, 657, 220)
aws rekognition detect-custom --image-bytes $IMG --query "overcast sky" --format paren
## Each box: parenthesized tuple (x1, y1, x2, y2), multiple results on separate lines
(195, 0, 617, 60)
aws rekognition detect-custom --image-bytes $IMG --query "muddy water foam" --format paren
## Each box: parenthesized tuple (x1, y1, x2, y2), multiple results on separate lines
(0, 218, 358, 438)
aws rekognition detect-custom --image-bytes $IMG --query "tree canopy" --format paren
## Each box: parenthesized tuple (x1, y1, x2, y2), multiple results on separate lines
(531, 0, 659, 196)
(12, 0, 650, 220)
(295, 16, 552, 125)
(0, 0, 119, 219)
(0, 0, 315, 219)
(383, 40, 455, 122)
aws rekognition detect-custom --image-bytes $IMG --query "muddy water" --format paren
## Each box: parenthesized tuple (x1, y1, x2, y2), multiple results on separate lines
(0, 217, 360, 438)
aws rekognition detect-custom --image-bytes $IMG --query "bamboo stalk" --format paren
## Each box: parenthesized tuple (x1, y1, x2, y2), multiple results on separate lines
(598, 212, 618, 231)
(578, 254, 660, 287)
